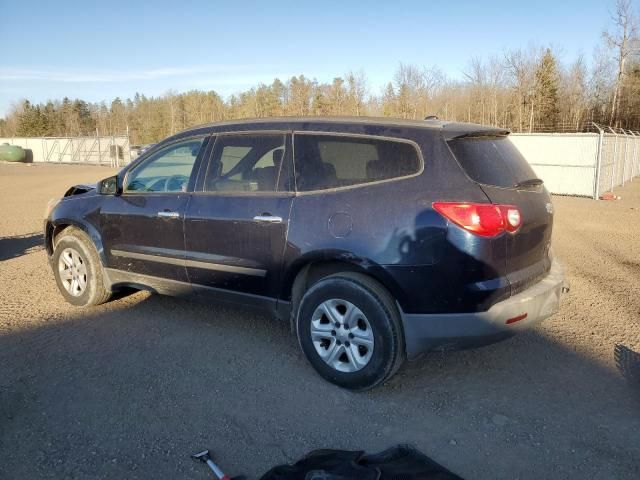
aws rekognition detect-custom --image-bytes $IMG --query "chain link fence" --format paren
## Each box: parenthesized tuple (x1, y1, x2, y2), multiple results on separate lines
(0, 134, 131, 167)
(510, 124, 640, 199)
(598, 129, 640, 198)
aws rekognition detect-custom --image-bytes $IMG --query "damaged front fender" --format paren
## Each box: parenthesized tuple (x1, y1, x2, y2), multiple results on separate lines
(63, 183, 97, 197)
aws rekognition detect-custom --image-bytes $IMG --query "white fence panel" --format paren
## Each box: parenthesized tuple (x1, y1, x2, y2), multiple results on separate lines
(634, 136, 640, 178)
(622, 133, 636, 184)
(510, 133, 599, 197)
(599, 133, 617, 196)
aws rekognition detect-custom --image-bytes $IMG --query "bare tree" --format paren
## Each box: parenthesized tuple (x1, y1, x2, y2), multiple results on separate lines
(421, 67, 444, 118)
(328, 77, 346, 115)
(464, 57, 488, 124)
(562, 56, 588, 129)
(603, 0, 639, 126)
(486, 56, 505, 126)
(165, 90, 178, 135)
(393, 64, 425, 119)
(504, 47, 540, 132)
(346, 71, 368, 116)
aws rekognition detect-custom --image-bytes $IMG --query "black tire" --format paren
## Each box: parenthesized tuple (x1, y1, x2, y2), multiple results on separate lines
(296, 272, 405, 390)
(52, 227, 112, 307)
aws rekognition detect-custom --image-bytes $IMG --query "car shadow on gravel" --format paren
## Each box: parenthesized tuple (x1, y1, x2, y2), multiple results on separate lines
(1, 295, 639, 479)
(0, 232, 43, 261)
(614, 344, 640, 387)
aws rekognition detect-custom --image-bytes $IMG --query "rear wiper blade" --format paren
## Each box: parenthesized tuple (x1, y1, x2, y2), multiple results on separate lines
(514, 178, 544, 188)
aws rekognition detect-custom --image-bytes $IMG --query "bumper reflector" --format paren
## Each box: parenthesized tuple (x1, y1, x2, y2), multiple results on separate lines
(506, 313, 528, 325)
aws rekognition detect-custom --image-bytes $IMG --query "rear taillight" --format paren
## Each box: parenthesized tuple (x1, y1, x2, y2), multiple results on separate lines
(502, 206, 522, 233)
(432, 202, 522, 237)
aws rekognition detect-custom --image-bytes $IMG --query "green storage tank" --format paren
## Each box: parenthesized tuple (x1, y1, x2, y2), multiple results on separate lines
(0, 143, 27, 162)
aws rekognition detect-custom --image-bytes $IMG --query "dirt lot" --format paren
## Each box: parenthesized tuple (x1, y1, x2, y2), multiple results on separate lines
(0, 162, 639, 479)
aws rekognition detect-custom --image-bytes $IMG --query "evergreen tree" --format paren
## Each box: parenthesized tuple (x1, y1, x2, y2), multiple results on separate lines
(15, 101, 33, 136)
(73, 99, 95, 134)
(16, 100, 49, 136)
(311, 85, 330, 115)
(534, 49, 561, 128)
(42, 101, 57, 136)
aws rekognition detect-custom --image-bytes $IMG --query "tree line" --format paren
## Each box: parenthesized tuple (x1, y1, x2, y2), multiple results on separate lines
(1, 0, 638, 144)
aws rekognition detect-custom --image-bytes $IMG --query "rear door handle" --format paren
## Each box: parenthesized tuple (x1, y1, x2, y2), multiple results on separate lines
(158, 211, 180, 218)
(253, 214, 283, 223)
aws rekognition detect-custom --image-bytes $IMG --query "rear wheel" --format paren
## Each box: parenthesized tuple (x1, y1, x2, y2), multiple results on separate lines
(296, 272, 404, 390)
(52, 227, 112, 307)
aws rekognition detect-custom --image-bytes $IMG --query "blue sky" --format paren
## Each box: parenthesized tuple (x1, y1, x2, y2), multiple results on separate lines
(0, 0, 615, 116)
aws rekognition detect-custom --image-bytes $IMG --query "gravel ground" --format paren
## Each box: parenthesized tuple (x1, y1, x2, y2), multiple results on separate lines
(0, 163, 639, 479)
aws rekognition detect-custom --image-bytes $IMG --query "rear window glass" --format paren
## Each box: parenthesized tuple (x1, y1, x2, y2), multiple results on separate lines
(448, 136, 537, 188)
(204, 134, 287, 192)
(294, 134, 421, 191)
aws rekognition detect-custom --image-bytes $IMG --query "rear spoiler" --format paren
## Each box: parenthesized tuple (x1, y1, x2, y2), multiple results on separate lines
(448, 129, 511, 140)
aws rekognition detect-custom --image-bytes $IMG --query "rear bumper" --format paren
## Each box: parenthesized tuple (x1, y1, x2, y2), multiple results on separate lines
(401, 259, 568, 359)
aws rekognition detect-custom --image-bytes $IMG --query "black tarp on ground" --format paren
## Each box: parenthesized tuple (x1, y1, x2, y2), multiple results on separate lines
(259, 444, 463, 480)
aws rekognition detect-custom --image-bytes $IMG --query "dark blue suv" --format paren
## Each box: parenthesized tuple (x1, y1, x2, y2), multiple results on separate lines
(45, 117, 567, 390)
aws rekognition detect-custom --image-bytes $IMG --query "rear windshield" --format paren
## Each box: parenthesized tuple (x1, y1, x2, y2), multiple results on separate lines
(448, 136, 537, 188)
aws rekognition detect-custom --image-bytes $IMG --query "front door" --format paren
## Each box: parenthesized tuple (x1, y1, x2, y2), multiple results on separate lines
(101, 135, 209, 286)
(184, 132, 294, 309)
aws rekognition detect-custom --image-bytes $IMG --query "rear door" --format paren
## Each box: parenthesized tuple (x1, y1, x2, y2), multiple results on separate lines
(447, 134, 554, 292)
(184, 132, 294, 308)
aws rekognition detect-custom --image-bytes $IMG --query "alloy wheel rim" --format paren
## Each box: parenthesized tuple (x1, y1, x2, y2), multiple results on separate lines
(310, 299, 374, 373)
(58, 247, 88, 297)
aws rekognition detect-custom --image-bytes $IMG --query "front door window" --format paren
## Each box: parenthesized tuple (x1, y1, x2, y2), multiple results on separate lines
(125, 138, 205, 193)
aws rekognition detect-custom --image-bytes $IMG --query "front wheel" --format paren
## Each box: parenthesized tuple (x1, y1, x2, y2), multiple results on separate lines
(52, 227, 112, 307)
(296, 272, 405, 390)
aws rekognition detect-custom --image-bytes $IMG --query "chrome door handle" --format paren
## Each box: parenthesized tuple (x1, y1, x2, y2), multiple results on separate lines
(253, 215, 283, 223)
(158, 211, 180, 218)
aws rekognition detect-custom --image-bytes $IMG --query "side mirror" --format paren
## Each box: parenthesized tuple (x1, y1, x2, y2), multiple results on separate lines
(98, 175, 122, 195)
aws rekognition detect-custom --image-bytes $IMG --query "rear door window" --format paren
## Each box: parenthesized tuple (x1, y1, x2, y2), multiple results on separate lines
(293, 134, 422, 191)
(448, 136, 537, 188)
(203, 134, 289, 193)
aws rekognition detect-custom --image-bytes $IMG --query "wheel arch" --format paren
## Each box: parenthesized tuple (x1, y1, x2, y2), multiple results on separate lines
(46, 219, 107, 266)
(283, 253, 406, 332)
